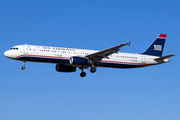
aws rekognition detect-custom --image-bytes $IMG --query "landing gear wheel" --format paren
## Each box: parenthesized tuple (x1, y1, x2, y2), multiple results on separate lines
(21, 66, 25, 70)
(80, 72, 86, 77)
(21, 61, 26, 70)
(90, 67, 96, 73)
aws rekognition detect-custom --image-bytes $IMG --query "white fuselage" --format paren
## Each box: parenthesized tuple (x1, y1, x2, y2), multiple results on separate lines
(4, 44, 169, 69)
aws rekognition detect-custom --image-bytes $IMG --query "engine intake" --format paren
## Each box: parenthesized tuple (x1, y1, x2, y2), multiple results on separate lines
(56, 64, 76, 72)
(69, 56, 90, 65)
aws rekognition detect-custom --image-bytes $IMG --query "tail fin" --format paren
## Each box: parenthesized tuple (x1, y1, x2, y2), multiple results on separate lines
(142, 34, 167, 57)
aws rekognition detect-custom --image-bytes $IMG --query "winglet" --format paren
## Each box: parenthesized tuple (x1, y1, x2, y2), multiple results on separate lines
(127, 42, 131, 46)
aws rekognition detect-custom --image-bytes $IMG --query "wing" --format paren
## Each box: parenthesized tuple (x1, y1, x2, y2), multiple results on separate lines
(86, 42, 130, 63)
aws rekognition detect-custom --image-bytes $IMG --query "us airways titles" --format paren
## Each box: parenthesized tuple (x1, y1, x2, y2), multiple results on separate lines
(43, 46, 75, 51)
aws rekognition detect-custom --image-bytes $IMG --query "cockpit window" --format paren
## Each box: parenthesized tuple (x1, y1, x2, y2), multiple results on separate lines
(10, 47, 18, 50)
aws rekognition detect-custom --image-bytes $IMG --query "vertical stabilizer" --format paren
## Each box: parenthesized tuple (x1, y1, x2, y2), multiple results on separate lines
(142, 34, 166, 57)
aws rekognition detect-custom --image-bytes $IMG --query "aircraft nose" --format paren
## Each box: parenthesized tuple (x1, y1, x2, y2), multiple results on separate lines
(4, 51, 8, 57)
(4, 50, 12, 58)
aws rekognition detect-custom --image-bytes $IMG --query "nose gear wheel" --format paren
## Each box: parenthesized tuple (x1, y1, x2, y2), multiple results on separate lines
(21, 61, 26, 70)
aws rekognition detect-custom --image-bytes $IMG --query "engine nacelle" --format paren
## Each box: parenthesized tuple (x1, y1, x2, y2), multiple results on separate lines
(69, 56, 90, 65)
(56, 64, 76, 72)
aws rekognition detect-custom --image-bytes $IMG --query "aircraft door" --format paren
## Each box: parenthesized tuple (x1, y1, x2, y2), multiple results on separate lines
(141, 55, 146, 63)
(23, 45, 28, 54)
(57, 50, 62, 57)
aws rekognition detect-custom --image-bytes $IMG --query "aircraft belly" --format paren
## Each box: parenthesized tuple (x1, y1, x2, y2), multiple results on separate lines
(98, 62, 144, 68)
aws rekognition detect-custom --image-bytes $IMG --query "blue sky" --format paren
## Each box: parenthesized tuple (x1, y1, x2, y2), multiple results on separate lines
(0, 0, 179, 120)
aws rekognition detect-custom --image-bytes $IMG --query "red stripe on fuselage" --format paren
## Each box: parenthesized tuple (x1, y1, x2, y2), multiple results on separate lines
(16, 54, 156, 66)
(16, 54, 70, 59)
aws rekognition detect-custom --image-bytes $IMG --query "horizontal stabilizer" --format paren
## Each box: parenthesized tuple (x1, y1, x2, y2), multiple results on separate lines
(154, 54, 175, 60)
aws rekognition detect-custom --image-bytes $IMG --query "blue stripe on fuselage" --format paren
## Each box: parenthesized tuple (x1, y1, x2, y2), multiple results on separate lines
(17, 56, 145, 68)
(17, 56, 69, 64)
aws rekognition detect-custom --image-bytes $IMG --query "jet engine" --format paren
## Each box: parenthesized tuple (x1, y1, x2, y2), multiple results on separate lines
(56, 64, 76, 72)
(69, 56, 90, 65)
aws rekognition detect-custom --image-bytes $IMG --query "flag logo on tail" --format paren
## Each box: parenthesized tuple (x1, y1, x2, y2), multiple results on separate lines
(154, 45, 162, 51)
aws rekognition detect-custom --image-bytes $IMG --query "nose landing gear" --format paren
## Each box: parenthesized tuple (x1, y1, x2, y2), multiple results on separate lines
(21, 61, 26, 70)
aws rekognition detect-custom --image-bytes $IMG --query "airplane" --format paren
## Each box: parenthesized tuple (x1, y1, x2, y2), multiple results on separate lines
(4, 34, 175, 77)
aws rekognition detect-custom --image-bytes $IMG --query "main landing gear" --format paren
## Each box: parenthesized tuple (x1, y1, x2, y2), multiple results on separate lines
(80, 71, 86, 77)
(21, 61, 26, 70)
(90, 61, 96, 73)
(90, 67, 96, 73)
(80, 67, 86, 77)
(80, 67, 97, 77)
